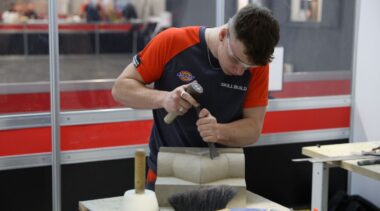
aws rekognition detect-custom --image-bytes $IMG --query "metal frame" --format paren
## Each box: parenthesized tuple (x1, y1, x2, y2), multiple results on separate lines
(0, 128, 348, 171)
(311, 162, 330, 211)
(216, 0, 225, 26)
(0, 95, 351, 131)
(268, 95, 351, 111)
(0, 144, 149, 171)
(0, 108, 151, 130)
(0, 69, 351, 94)
(0, 94, 351, 171)
(256, 128, 350, 146)
(48, 0, 61, 210)
(348, 0, 361, 197)
(284, 70, 351, 82)
(0, 79, 116, 94)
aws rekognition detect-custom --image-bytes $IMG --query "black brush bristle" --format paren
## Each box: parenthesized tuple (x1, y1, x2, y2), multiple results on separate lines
(168, 185, 237, 211)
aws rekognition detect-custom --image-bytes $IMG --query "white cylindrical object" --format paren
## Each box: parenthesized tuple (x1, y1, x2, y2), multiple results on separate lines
(122, 189, 159, 211)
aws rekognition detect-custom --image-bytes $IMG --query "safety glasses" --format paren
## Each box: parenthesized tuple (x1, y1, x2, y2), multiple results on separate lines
(226, 20, 259, 69)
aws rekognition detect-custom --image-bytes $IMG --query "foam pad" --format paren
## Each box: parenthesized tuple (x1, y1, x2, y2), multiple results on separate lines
(122, 189, 159, 211)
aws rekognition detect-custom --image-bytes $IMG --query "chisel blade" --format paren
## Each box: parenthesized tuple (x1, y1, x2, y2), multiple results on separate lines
(208, 142, 219, 159)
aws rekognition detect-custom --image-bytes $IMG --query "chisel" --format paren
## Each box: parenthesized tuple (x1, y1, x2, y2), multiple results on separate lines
(194, 104, 219, 159)
(163, 80, 218, 159)
(357, 158, 380, 166)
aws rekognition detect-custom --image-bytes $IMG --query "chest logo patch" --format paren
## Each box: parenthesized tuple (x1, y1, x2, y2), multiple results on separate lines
(220, 82, 248, 91)
(176, 70, 195, 82)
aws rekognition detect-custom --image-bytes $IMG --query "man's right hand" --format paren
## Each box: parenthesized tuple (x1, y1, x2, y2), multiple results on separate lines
(162, 84, 199, 115)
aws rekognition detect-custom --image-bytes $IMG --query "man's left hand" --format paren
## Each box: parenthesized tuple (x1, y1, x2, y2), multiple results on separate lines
(196, 108, 219, 143)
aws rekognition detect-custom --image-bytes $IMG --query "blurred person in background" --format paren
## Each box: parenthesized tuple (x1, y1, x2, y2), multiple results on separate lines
(2, 3, 20, 23)
(80, 0, 108, 22)
(122, 2, 137, 21)
(24, 2, 38, 19)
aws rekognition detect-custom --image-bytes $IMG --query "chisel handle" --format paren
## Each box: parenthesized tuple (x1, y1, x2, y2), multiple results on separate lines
(134, 149, 146, 194)
(357, 158, 380, 166)
(195, 105, 219, 159)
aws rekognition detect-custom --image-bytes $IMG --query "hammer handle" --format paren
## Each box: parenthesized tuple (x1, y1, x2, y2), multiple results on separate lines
(164, 113, 178, 124)
(134, 149, 146, 193)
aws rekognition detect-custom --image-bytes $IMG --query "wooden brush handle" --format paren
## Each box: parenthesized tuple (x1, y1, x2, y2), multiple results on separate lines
(134, 149, 146, 194)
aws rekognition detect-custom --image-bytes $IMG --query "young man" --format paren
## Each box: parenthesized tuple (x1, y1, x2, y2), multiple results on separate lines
(112, 4, 280, 189)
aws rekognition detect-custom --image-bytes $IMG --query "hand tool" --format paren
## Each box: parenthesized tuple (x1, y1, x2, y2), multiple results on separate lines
(122, 149, 159, 211)
(189, 81, 219, 159)
(164, 80, 219, 159)
(164, 80, 203, 124)
(292, 154, 380, 163)
(357, 158, 380, 166)
(194, 104, 219, 159)
(168, 185, 237, 211)
(362, 146, 380, 156)
(371, 146, 380, 152)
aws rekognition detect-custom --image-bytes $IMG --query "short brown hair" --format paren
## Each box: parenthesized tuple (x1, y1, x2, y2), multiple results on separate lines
(230, 4, 280, 66)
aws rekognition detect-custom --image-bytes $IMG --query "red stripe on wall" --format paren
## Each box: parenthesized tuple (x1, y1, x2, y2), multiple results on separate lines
(0, 120, 153, 156)
(59, 24, 97, 31)
(0, 107, 350, 156)
(98, 24, 132, 31)
(0, 24, 24, 30)
(0, 127, 52, 156)
(262, 107, 351, 133)
(0, 90, 120, 114)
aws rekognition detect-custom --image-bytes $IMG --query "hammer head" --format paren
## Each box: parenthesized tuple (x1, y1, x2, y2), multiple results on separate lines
(186, 80, 203, 99)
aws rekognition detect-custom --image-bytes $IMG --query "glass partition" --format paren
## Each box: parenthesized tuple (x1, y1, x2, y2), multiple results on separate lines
(0, 0, 167, 114)
(0, 1, 52, 211)
(0, 0, 356, 210)
(234, 0, 353, 99)
(1, 0, 354, 115)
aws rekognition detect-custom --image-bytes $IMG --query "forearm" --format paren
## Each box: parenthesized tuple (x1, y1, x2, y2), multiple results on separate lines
(216, 118, 262, 147)
(112, 78, 166, 109)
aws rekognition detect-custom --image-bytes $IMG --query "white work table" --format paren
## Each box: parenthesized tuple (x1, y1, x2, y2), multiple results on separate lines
(79, 190, 290, 211)
(302, 141, 380, 211)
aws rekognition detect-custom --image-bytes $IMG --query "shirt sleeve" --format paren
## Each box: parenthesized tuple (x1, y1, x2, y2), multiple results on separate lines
(243, 64, 269, 108)
(135, 27, 200, 84)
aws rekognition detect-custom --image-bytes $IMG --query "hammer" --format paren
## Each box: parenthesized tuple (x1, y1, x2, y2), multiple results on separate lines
(164, 80, 203, 124)
(164, 81, 219, 159)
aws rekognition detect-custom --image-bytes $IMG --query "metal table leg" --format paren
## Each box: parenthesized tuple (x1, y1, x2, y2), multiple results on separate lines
(311, 162, 329, 211)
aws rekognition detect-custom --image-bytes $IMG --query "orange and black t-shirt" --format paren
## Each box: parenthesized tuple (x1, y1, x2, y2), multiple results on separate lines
(134, 26, 269, 172)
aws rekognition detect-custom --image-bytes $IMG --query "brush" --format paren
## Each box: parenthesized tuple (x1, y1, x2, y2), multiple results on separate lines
(168, 185, 237, 211)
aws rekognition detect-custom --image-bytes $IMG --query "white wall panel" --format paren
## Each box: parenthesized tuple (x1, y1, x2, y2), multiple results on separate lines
(351, 0, 380, 207)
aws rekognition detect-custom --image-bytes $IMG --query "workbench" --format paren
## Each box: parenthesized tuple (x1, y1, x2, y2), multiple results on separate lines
(79, 190, 290, 211)
(302, 141, 380, 211)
